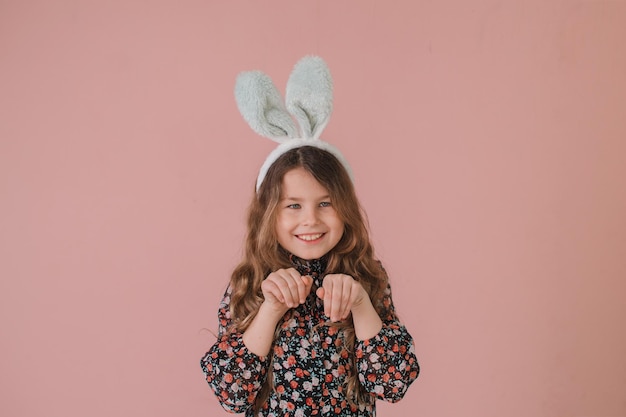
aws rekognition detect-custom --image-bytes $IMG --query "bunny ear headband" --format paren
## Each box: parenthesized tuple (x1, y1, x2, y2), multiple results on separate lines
(234, 56, 353, 191)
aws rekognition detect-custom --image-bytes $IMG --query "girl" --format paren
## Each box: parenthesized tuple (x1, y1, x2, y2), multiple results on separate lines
(201, 57, 419, 417)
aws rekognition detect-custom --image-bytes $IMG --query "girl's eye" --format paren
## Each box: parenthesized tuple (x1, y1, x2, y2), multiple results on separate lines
(287, 203, 301, 209)
(319, 201, 332, 207)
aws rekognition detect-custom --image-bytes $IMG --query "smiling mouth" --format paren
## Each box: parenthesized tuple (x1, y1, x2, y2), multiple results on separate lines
(297, 233, 324, 241)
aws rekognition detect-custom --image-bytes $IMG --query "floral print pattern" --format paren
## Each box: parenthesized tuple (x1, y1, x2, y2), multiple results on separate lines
(200, 256, 419, 416)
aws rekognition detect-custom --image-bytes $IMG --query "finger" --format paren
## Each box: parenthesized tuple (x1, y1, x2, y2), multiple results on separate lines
(316, 287, 325, 300)
(330, 278, 345, 322)
(277, 276, 298, 308)
(261, 279, 285, 304)
(340, 281, 353, 320)
(299, 275, 313, 303)
(279, 269, 305, 308)
(323, 279, 333, 319)
(265, 270, 296, 307)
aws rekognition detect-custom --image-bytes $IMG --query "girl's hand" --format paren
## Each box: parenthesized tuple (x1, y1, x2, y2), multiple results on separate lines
(261, 268, 313, 317)
(315, 274, 368, 322)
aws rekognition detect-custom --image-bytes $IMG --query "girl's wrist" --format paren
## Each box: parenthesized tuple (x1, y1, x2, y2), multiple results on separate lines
(351, 294, 374, 316)
(259, 300, 288, 323)
(351, 296, 383, 340)
(242, 302, 286, 356)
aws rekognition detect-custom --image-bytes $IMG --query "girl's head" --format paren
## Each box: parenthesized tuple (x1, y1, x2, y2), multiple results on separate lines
(247, 146, 368, 264)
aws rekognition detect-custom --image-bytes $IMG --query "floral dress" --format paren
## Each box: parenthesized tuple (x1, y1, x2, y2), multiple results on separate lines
(200, 255, 419, 416)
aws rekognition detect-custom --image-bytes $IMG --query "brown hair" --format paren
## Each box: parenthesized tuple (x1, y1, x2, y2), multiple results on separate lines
(228, 146, 389, 410)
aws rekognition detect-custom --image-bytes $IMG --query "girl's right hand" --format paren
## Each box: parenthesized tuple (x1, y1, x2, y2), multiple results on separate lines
(261, 268, 313, 316)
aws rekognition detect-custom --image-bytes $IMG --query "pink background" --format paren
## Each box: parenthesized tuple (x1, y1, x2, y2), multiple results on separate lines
(1, 1, 625, 416)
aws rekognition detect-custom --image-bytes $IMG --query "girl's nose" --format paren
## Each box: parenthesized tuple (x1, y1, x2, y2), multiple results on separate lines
(300, 207, 319, 225)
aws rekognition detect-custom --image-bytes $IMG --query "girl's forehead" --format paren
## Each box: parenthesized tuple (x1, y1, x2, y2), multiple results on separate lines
(280, 168, 330, 198)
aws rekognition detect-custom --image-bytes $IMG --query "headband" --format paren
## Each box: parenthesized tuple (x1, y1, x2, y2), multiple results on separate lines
(234, 56, 353, 191)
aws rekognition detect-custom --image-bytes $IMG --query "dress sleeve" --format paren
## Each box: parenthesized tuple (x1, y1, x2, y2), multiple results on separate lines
(200, 285, 270, 413)
(355, 282, 420, 403)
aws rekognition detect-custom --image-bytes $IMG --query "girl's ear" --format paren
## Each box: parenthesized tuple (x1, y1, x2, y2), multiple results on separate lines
(285, 56, 333, 140)
(235, 70, 298, 141)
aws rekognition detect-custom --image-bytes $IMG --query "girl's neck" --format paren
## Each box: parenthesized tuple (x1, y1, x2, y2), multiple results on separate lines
(284, 250, 328, 277)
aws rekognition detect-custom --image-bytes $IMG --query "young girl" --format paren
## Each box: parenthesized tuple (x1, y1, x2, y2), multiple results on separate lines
(201, 57, 419, 417)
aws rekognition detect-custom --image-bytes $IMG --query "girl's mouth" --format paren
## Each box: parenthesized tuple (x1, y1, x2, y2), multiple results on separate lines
(296, 233, 324, 242)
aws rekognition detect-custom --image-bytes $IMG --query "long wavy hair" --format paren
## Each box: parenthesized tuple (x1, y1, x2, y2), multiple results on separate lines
(228, 146, 389, 411)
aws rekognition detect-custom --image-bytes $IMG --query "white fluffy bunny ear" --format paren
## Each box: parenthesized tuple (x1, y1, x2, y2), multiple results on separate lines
(235, 56, 350, 192)
(234, 70, 298, 142)
(285, 56, 333, 140)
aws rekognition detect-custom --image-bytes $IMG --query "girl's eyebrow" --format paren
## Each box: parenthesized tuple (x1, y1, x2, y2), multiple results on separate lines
(282, 195, 330, 201)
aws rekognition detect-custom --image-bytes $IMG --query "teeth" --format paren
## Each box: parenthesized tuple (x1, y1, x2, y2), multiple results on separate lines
(298, 233, 323, 241)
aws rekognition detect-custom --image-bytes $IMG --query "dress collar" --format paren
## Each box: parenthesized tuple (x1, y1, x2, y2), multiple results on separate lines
(288, 253, 328, 279)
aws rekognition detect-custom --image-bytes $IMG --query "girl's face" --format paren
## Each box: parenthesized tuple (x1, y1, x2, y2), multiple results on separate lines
(275, 167, 345, 260)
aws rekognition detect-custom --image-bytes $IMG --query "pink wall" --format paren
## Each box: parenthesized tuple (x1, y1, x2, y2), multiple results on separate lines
(1, 1, 625, 416)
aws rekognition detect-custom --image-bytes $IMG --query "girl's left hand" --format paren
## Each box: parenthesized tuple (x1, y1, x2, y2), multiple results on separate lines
(315, 274, 368, 322)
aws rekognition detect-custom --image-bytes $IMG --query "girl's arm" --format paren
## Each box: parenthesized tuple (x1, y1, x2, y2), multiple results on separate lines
(355, 283, 420, 403)
(351, 295, 383, 340)
(201, 270, 312, 412)
(241, 301, 288, 356)
(200, 286, 270, 413)
(318, 272, 419, 402)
